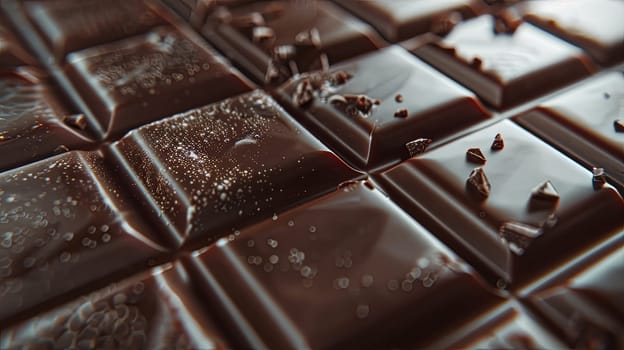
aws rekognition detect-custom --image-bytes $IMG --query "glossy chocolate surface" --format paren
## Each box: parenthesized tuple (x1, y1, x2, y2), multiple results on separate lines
(0, 151, 166, 324)
(109, 90, 359, 248)
(516, 0, 624, 65)
(412, 15, 594, 109)
(0, 21, 34, 69)
(515, 72, 624, 193)
(187, 181, 501, 349)
(277, 45, 489, 170)
(377, 120, 624, 285)
(429, 303, 568, 349)
(523, 245, 624, 349)
(205, 0, 383, 84)
(26, 0, 166, 60)
(335, 0, 484, 42)
(0, 69, 93, 172)
(66, 26, 252, 138)
(1, 262, 230, 349)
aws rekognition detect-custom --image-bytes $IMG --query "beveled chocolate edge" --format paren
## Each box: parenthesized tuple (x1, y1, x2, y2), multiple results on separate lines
(514, 109, 624, 195)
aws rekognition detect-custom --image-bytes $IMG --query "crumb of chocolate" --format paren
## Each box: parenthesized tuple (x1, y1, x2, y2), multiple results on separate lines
(499, 221, 543, 255)
(491, 133, 504, 150)
(592, 167, 606, 189)
(614, 120, 624, 133)
(295, 28, 321, 48)
(252, 26, 275, 44)
(395, 94, 403, 103)
(406, 138, 432, 157)
(64, 114, 87, 130)
(466, 167, 491, 198)
(471, 57, 482, 69)
(394, 108, 408, 118)
(466, 148, 486, 164)
(293, 78, 315, 107)
(530, 180, 559, 202)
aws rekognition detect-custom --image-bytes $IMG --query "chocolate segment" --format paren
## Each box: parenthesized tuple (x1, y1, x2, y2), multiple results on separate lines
(514, 72, 624, 193)
(66, 26, 253, 138)
(203, 0, 383, 84)
(0, 151, 166, 324)
(26, 0, 166, 60)
(108, 90, 360, 248)
(376, 120, 624, 285)
(412, 15, 594, 109)
(334, 0, 484, 42)
(0, 69, 93, 172)
(523, 244, 624, 349)
(515, 0, 624, 65)
(186, 181, 502, 349)
(277, 46, 489, 170)
(1, 262, 230, 349)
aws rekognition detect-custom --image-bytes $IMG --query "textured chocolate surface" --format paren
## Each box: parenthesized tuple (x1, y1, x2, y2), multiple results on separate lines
(377, 120, 624, 285)
(26, 0, 166, 60)
(109, 90, 359, 248)
(66, 26, 252, 138)
(204, 0, 383, 84)
(0, 69, 93, 172)
(412, 15, 594, 109)
(277, 45, 489, 170)
(187, 181, 501, 349)
(516, 0, 624, 65)
(1, 262, 229, 349)
(0, 151, 166, 324)
(335, 0, 484, 42)
(515, 71, 624, 193)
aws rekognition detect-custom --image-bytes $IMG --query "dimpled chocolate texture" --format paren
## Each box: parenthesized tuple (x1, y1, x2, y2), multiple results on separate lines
(187, 181, 501, 349)
(377, 120, 624, 285)
(1, 262, 230, 350)
(26, 0, 166, 59)
(66, 26, 252, 138)
(413, 15, 594, 109)
(0, 70, 93, 172)
(515, 72, 624, 192)
(0, 151, 166, 324)
(277, 45, 489, 170)
(109, 90, 359, 248)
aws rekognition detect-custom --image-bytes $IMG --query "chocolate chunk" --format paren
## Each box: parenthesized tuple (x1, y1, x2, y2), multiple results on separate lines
(614, 120, 624, 133)
(466, 167, 491, 198)
(498, 221, 543, 255)
(394, 108, 409, 118)
(292, 78, 314, 107)
(491, 133, 504, 150)
(514, 72, 624, 193)
(1, 262, 230, 349)
(592, 167, 606, 189)
(338, 94, 377, 118)
(466, 147, 486, 164)
(63, 113, 88, 130)
(530, 180, 560, 203)
(0, 71, 93, 172)
(492, 13, 519, 35)
(252, 26, 276, 47)
(516, 0, 624, 65)
(277, 46, 489, 170)
(66, 26, 252, 138)
(26, 0, 165, 59)
(205, 1, 382, 84)
(335, 0, 483, 42)
(187, 181, 501, 349)
(406, 138, 433, 157)
(412, 15, 593, 109)
(109, 91, 358, 248)
(377, 120, 624, 284)
(0, 152, 165, 323)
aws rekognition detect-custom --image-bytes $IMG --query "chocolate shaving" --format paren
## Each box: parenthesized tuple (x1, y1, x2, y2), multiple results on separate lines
(466, 148, 486, 164)
(614, 120, 624, 133)
(293, 78, 314, 107)
(499, 221, 543, 255)
(466, 167, 491, 198)
(405, 138, 432, 157)
(491, 133, 504, 150)
(64, 114, 88, 130)
(592, 167, 606, 189)
(394, 108, 408, 118)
